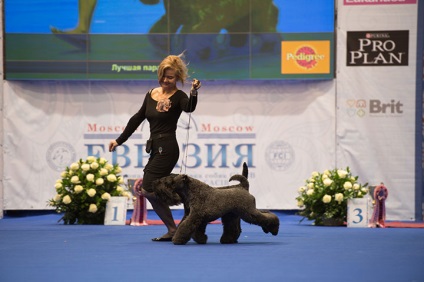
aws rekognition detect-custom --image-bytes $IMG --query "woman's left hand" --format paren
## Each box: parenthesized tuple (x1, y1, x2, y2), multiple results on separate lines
(191, 79, 201, 91)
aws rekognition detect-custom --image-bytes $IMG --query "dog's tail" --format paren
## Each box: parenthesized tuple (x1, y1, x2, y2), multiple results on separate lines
(228, 162, 249, 190)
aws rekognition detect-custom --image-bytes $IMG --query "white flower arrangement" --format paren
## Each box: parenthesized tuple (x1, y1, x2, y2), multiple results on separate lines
(296, 167, 368, 226)
(48, 156, 130, 224)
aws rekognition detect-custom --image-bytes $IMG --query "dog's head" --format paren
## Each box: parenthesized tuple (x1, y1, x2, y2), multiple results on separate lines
(151, 174, 183, 206)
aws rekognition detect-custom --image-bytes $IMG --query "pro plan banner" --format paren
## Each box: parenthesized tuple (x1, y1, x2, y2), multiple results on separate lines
(347, 30, 409, 66)
(337, 0, 419, 220)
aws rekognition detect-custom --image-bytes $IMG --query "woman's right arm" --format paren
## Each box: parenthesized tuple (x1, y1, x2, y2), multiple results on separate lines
(109, 93, 148, 152)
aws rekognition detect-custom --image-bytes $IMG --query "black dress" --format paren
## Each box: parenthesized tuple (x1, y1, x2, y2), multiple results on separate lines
(116, 89, 197, 192)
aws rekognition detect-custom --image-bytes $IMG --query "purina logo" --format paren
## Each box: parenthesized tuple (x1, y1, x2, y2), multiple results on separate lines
(346, 99, 404, 117)
(347, 30, 409, 66)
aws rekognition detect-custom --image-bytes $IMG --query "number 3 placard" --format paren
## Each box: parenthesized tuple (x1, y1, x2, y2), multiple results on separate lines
(347, 197, 372, 228)
(347, 195, 372, 227)
(104, 197, 128, 225)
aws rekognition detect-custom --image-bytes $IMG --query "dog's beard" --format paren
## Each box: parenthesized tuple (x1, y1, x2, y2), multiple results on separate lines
(153, 177, 183, 206)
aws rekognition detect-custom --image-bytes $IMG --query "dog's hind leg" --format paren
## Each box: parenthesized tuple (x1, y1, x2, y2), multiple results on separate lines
(220, 213, 241, 244)
(239, 210, 280, 236)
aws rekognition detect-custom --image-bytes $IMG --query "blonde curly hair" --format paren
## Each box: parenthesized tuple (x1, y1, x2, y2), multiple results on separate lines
(157, 53, 189, 85)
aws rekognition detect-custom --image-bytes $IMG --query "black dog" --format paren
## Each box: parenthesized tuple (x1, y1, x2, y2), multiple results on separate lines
(152, 164, 279, 245)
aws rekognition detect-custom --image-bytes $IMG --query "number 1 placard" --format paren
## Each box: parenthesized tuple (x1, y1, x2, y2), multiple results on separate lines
(104, 197, 128, 225)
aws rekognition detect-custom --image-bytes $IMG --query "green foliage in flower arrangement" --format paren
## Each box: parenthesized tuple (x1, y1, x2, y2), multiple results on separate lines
(295, 167, 368, 226)
(48, 156, 131, 224)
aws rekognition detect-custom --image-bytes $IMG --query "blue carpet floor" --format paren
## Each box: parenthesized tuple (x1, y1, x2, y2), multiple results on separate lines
(0, 210, 423, 282)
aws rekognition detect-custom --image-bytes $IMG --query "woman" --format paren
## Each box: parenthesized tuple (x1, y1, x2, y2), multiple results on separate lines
(109, 54, 201, 241)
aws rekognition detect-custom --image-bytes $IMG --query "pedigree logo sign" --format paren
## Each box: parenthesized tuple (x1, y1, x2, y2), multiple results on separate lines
(347, 30, 409, 66)
(344, 0, 416, 5)
(281, 41, 331, 74)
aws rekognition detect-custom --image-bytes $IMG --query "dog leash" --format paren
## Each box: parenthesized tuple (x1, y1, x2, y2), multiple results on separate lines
(179, 79, 197, 175)
(180, 110, 192, 175)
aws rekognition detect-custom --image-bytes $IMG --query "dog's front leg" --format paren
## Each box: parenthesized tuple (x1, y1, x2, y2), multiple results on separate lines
(172, 217, 198, 245)
(179, 204, 190, 224)
(192, 222, 208, 244)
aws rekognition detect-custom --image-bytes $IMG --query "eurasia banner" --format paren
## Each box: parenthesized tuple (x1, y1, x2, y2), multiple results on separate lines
(2, 80, 336, 210)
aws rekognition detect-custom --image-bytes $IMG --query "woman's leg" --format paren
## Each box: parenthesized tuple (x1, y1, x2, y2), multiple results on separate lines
(141, 136, 180, 240)
(142, 188, 177, 240)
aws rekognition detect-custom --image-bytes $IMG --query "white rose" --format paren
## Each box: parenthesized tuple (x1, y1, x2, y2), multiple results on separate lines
(324, 170, 331, 176)
(322, 194, 332, 203)
(323, 178, 333, 187)
(118, 177, 124, 184)
(55, 179, 62, 183)
(307, 183, 314, 189)
(122, 191, 131, 199)
(361, 187, 368, 194)
(60, 171, 68, 178)
(70, 162, 79, 171)
(353, 184, 360, 190)
(54, 194, 62, 202)
(87, 188, 96, 197)
(96, 178, 104, 186)
(116, 186, 124, 192)
(105, 163, 113, 171)
(81, 164, 90, 171)
(297, 199, 304, 207)
(298, 186, 305, 193)
(88, 204, 98, 213)
(54, 183, 62, 189)
(62, 195, 72, 204)
(335, 193, 344, 203)
(343, 182, 353, 190)
(101, 192, 111, 200)
(311, 171, 319, 178)
(357, 192, 362, 197)
(115, 166, 122, 173)
(86, 156, 96, 163)
(90, 162, 99, 170)
(99, 158, 107, 165)
(99, 168, 108, 176)
(86, 174, 95, 182)
(107, 174, 117, 182)
(74, 185, 83, 194)
(306, 189, 314, 196)
(322, 174, 329, 180)
(337, 170, 348, 178)
(70, 176, 80, 184)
